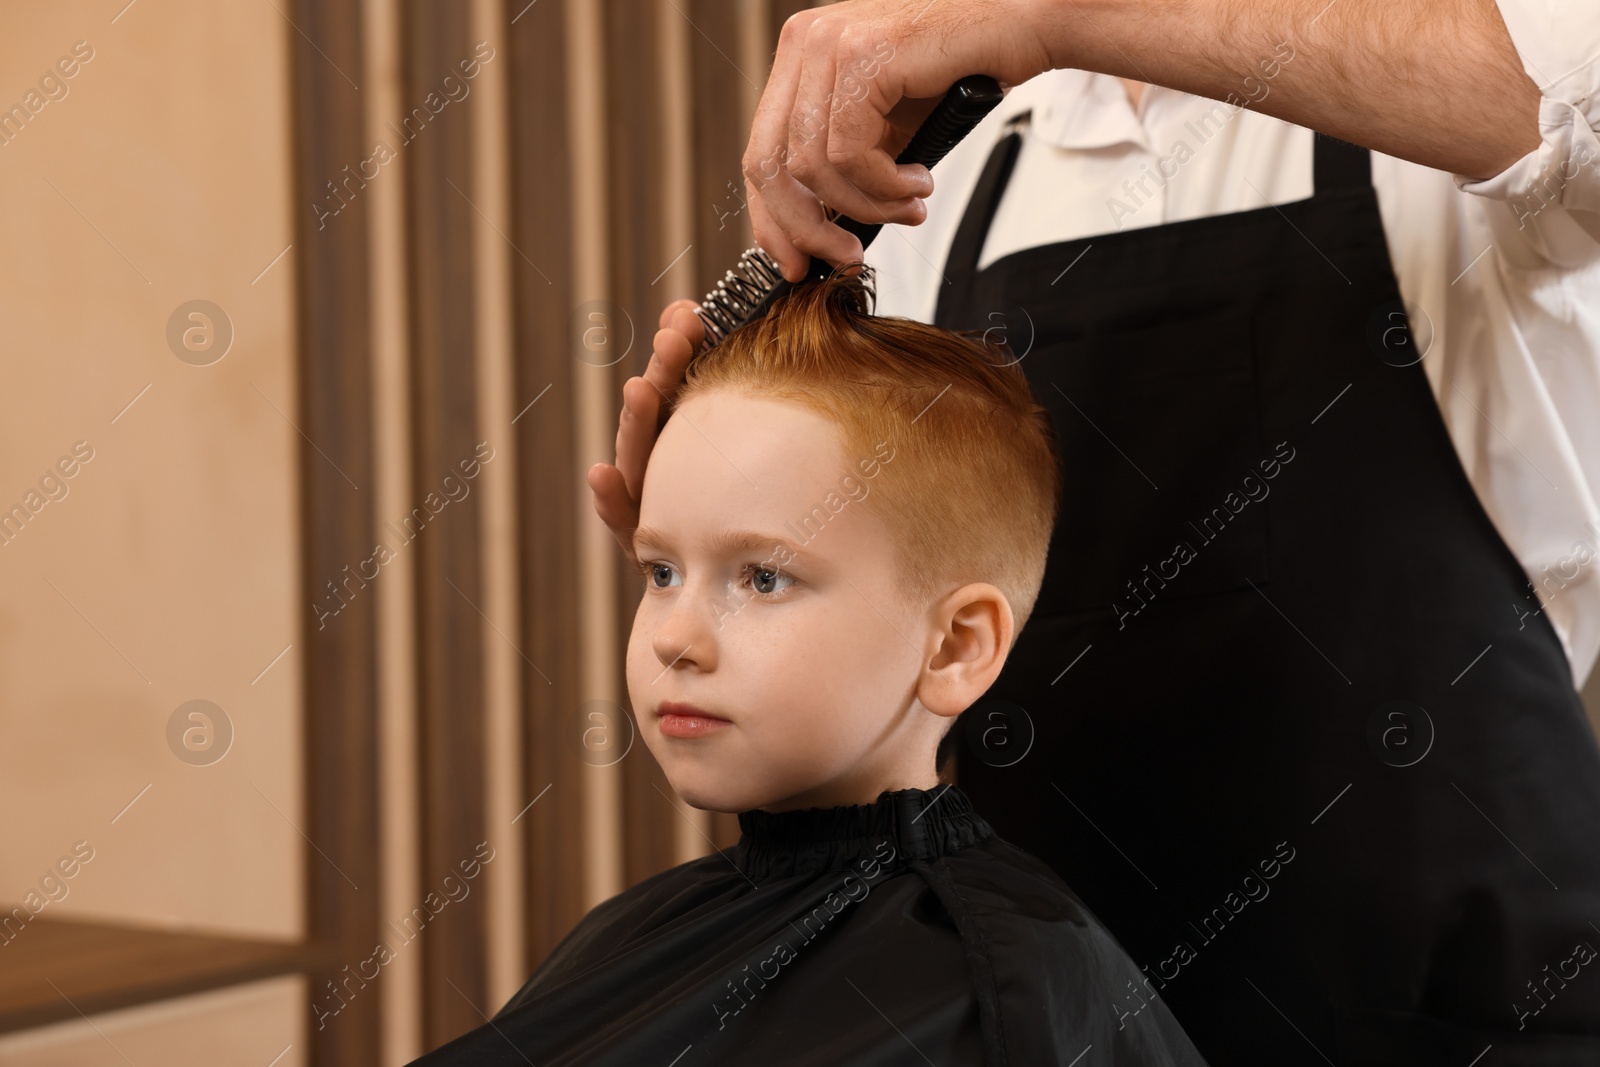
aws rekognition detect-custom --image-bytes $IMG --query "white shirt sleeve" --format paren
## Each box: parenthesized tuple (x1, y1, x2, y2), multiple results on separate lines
(1438, 1, 1600, 686)
(1454, 0, 1600, 263)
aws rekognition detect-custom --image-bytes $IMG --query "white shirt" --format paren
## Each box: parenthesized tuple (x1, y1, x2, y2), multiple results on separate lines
(863, 0, 1600, 688)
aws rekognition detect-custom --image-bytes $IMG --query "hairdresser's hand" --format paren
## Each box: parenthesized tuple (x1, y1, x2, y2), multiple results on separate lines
(745, 0, 1051, 282)
(587, 299, 705, 564)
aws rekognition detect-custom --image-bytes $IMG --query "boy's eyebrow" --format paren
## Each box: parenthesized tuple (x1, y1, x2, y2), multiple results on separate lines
(632, 525, 821, 566)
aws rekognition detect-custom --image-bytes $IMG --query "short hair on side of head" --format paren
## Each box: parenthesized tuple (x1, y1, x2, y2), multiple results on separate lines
(672, 262, 1062, 644)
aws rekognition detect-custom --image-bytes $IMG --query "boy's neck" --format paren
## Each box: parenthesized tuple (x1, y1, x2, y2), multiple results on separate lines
(745, 765, 943, 814)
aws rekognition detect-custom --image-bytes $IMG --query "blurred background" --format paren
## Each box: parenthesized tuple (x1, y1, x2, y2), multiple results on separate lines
(0, 1, 810, 1063)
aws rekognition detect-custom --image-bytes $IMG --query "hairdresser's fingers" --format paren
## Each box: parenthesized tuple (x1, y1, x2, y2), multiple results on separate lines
(763, 15, 891, 274)
(617, 301, 702, 506)
(586, 462, 640, 563)
(750, 119, 923, 280)
(746, 8, 926, 278)
(785, 30, 841, 190)
(673, 305, 705, 350)
(747, 172, 839, 282)
(657, 299, 693, 331)
(785, 24, 931, 227)
(747, 141, 879, 281)
(640, 312, 698, 415)
(748, 4, 917, 275)
(615, 374, 663, 506)
(814, 10, 1050, 205)
(744, 8, 828, 282)
(646, 301, 698, 388)
(745, 8, 823, 192)
(749, 0, 1053, 276)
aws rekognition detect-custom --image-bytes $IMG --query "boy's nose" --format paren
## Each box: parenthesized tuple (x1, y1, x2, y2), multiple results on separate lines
(652, 601, 717, 672)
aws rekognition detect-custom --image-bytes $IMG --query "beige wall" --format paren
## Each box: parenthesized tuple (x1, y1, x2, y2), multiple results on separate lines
(0, 0, 302, 1060)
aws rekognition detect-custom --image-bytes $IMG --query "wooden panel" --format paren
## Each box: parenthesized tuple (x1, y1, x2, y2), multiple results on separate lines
(286, 2, 383, 1063)
(504, 0, 590, 975)
(0, 917, 335, 1035)
(691, 0, 759, 288)
(400, 0, 491, 1048)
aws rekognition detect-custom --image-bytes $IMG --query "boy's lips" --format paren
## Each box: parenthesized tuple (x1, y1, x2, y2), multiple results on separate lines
(656, 701, 732, 738)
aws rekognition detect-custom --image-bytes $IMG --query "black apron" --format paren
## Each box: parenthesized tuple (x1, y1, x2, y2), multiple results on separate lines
(937, 111, 1600, 1063)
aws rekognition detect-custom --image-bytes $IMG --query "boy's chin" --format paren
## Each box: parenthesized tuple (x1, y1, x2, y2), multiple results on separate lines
(662, 768, 791, 815)
(666, 776, 755, 814)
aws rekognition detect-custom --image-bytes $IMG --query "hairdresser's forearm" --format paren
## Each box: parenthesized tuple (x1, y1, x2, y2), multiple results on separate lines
(1022, 0, 1542, 180)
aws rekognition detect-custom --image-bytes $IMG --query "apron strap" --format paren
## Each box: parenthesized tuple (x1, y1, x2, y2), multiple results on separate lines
(935, 111, 1028, 312)
(1313, 130, 1372, 192)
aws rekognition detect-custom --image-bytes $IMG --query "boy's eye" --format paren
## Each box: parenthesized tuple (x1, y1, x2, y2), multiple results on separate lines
(643, 562, 678, 590)
(745, 564, 792, 597)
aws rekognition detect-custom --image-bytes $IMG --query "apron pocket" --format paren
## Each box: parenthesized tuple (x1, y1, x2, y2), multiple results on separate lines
(1024, 311, 1275, 619)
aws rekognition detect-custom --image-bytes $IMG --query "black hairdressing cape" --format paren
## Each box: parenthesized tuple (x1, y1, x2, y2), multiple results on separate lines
(407, 785, 1207, 1065)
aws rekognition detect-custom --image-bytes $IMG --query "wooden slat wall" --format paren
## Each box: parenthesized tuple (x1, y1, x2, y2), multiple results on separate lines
(287, 1, 383, 1065)
(690, 0, 765, 289)
(400, 0, 492, 1049)
(504, 0, 592, 979)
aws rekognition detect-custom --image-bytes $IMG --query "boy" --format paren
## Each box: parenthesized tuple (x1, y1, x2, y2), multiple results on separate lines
(409, 266, 1207, 1064)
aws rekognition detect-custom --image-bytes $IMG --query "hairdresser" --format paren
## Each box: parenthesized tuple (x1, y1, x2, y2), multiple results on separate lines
(591, 0, 1600, 1059)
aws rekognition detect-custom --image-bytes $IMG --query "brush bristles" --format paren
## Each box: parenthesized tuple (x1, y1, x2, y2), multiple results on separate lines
(693, 246, 786, 350)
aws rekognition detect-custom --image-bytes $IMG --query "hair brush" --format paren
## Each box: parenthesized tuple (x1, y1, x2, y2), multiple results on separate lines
(693, 74, 1004, 352)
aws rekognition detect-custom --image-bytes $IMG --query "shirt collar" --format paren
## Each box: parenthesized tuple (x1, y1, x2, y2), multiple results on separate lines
(1001, 68, 1152, 152)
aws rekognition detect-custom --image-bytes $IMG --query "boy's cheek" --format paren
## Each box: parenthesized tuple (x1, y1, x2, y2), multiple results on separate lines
(623, 638, 657, 727)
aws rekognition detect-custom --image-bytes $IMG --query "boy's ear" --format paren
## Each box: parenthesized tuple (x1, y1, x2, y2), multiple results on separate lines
(918, 583, 1014, 720)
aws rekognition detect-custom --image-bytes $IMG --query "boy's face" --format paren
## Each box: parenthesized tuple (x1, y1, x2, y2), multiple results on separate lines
(626, 389, 942, 814)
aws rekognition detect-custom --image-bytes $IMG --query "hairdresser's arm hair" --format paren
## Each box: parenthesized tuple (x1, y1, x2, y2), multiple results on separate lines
(1024, 0, 1541, 180)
